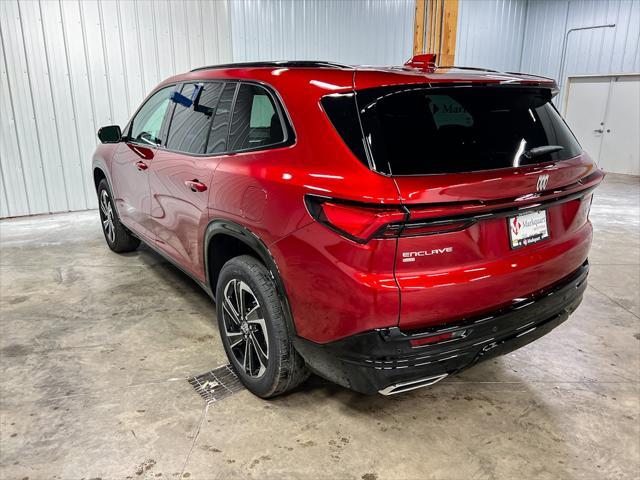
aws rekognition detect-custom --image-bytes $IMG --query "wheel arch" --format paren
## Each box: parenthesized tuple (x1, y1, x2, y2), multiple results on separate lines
(92, 164, 116, 197)
(204, 220, 297, 335)
(93, 167, 106, 190)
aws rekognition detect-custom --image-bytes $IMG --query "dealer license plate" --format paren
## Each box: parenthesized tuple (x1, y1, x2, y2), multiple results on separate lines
(508, 210, 549, 249)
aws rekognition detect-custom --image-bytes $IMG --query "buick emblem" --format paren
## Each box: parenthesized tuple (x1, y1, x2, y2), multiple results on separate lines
(536, 174, 549, 191)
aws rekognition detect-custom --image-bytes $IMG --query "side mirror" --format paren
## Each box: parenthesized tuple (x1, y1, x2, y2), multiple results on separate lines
(98, 125, 122, 143)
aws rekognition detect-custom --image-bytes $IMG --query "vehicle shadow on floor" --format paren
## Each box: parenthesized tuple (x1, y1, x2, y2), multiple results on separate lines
(136, 240, 574, 477)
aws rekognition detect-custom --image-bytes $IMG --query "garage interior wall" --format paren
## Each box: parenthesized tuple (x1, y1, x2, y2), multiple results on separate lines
(1, 0, 414, 219)
(0, 0, 232, 218)
(229, 0, 415, 65)
(3, 0, 637, 219)
(455, 0, 640, 102)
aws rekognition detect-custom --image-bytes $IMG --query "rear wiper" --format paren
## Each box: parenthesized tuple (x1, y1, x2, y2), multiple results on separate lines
(522, 145, 563, 160)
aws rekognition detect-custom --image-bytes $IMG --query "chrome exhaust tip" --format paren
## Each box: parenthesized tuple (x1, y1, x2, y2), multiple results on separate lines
(378, 373, 448, 396)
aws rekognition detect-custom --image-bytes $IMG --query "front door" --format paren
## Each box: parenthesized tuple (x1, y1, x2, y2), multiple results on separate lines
(149, 82, 236, 280)
(110, 86, 174, 239)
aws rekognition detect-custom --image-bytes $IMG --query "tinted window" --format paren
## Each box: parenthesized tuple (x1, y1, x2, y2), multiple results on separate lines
(321, 93, 369, 167)
(166, 83, 223, 154)
(228, 84, 284, 151)
(356, 87, 582, 175)
(206, 83, 236, 154)
(129, 86, 173, 145)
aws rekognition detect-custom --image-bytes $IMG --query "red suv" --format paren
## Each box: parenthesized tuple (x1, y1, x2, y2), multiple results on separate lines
(93, 56, 602, 397)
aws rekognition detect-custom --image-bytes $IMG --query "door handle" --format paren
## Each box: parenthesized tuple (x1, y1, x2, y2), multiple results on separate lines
(593, 128, 604, 134)
(135, 161, 148, 171)
(185, 179, 207, 193)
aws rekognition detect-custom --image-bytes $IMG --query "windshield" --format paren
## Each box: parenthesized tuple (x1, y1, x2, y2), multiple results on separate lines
(350, 86, 582, 175)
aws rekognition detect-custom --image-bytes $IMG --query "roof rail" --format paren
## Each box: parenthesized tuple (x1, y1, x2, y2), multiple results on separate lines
(190, 60, 352, 72)
(504, 71, 555, 81)
(436, 65, 501, 73)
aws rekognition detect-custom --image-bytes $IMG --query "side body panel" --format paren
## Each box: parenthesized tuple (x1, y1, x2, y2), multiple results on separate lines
(108, 141, 156, 240)
(149, 150, 219, 281)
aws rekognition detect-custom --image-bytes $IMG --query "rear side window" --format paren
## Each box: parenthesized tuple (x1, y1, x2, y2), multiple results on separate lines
(228, 84, 285, 151)
(166, 82, 223, 154)
(129, 86, 173, 145)
(321, 93, 370, 167)
(356, 86, 582, 175)
(206, 83, 236, 154)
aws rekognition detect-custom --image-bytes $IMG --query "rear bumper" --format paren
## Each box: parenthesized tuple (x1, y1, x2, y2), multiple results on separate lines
(294, 261, 589, 395)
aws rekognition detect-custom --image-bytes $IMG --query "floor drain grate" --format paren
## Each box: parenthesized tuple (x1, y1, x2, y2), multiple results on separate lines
(188, 364, 245, 403)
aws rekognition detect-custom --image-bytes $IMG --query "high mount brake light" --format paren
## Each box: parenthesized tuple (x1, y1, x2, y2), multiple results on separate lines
(304, 195, 407, 243)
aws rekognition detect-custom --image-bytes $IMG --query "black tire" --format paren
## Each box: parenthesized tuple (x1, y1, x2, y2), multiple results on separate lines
(97, 179, 140, 253)
(216, 255, 309, 398)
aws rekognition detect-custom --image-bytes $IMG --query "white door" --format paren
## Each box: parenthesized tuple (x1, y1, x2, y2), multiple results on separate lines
(564, 75, 640, 175)
(564, 77, 610, 163)
(599, 76, 640, 176)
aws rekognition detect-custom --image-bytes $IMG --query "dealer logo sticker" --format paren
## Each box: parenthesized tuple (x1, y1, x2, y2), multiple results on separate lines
(511, 217, 522, 236)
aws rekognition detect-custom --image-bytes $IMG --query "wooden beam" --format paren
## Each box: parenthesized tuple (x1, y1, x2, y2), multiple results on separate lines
(439, 0, 459, 66)
(431, 0, 442, 54)
(415, 0, 458, 65)
(413, 0, 426, 55)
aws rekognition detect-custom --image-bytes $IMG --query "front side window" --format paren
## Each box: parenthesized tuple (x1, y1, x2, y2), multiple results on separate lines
(228, 84, 285, 151)
(357, 86, 582, 175)
(165, 83, 224, 154)
(129, 86, 173, 146)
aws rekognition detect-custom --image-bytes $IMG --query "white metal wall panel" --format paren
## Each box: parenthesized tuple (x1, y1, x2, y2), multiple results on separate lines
(455, 0, 529, 71)
(1, 32, 29, 217)
(0, 0, 232, 218)
(201, 0, 233, 66)
(229, 0, 415, 66)
(1, 0, 50, 216)
(456, 0, 640, 103)
(40, 0, 92, 210)
(521, 0, 640, 101)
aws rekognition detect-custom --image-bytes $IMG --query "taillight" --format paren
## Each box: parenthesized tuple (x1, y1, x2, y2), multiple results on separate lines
(400, 219, 474, 237)
(304, 195, 407, 243)
(305, 195, 476, 243)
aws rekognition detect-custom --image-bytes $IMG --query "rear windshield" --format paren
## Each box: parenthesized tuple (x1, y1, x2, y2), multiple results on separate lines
(323, 86, 582, 175)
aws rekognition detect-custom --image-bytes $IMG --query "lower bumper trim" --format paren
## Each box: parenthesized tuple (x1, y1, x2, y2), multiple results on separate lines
(294, 261, 589, 395)
(378, 373, 448, 396)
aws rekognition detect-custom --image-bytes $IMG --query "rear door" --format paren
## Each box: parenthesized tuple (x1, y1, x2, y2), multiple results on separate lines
(357, 85, 602, 329)
(148, 82, 236, 280)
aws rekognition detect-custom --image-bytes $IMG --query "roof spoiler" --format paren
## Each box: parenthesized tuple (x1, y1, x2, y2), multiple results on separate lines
(404, 54, 437, 72)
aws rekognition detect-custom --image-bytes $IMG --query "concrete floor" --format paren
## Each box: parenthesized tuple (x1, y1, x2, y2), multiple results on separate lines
(1, 173, 638, 480)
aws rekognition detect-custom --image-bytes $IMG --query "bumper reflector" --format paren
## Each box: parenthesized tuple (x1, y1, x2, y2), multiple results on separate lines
(409, 329, 467, 347)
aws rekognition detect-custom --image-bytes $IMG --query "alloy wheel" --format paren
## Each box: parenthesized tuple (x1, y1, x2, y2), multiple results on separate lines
(99, 190, 116, 244)
(221, 278, 269, 378)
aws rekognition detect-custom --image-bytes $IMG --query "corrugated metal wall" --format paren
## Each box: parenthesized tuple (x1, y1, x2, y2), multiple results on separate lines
(229, 0, 415, 65)
(455, 0, 529, 71)
(1, 0, 414, 218)
(456, 0, 640, 102)
(521, 0, 640, 101)
(0, 0, 232, 218)
(4, 0, 637, 218)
